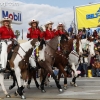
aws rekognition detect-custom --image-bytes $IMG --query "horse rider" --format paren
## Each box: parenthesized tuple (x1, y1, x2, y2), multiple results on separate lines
(55, 23, 69, 41)
(0, 17, 16, 72)
(27, 19, 43, 40)
(43, 21, 55, 41)
(27, 19, 44, 69)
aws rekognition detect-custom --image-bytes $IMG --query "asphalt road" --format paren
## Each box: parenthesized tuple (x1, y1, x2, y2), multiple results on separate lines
(0, 77, 100, 100)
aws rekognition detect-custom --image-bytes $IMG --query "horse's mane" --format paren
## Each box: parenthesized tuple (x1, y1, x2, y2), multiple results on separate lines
(67, 39, 74, 52)
(46, 36, 59, 49)
(45, 36, 59, 55)
(76, 36, 80, 53)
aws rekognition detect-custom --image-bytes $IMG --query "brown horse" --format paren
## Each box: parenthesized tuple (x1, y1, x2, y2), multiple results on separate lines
(53, 35, 81, 89)
(38, 35, 79, 88)
(37, 35, 80, 90)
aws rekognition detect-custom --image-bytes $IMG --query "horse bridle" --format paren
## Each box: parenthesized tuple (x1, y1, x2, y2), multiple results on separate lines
(44, 40, 68, 59)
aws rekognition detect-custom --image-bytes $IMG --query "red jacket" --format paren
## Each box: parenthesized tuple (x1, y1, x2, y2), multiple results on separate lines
(27, 28, 43, 39)
(0, 26, 15, 39)
(55, 30, 64, 36)
(43, 29, 55, 40)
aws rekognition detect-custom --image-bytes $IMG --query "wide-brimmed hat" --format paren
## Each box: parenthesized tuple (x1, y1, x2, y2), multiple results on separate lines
(45, 21, 54, 27)
(29, 19, 39, 26)
(57, 23, 64, 27)
(57, 23, 65, 30)
(0, 17, 12, 23)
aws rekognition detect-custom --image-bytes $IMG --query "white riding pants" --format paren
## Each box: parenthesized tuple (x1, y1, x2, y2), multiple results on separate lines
(0, 41, 12, 69)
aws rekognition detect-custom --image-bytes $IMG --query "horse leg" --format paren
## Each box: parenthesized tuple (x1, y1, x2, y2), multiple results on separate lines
(58, 64, 67, 90)
(71, 76, 77, 87)
(26, 68, 32, 89)
(52, 72, 63, 92)
(33, 70, 40, 89)
(27, 79, 31, 89)
(58, 71, 61, 82)
(70, 63, 78, 87)
(40, 72, 47, 93)
(46, 65, 63, 92)
(14, 67, 26, 99)
(9, 70, 17, 90)
(44, 75, 49, 86)
(0, 73, 11, 98)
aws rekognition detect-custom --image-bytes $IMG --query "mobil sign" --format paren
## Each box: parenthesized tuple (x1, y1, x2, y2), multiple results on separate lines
(0, 8, 22, 24)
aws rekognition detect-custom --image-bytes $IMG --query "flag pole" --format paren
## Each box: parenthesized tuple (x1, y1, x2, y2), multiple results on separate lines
(73, 6, 77, 34)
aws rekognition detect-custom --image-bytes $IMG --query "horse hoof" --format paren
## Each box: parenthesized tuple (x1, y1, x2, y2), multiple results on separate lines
(27, 85, 30, 89)
(74, 83, 77, 87)
(63, 84, 67, 90)
(14, 91, 18, 96)
(6, 94, 11, 98)
(21, 95, 26, 99)
(38, 85, 41, 90)
(63, 86, 67, 90)
(59, 89, 63, 92)
(9, 86, 12, 90)
(41, 90, 46, 93)
(70, 82, 74, 86)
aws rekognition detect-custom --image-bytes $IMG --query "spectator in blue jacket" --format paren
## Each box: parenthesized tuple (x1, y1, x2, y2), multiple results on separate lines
(87, 28, 92, 38)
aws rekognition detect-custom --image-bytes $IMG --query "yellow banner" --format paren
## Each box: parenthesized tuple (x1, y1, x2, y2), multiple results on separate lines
(76, 3, 100, 29)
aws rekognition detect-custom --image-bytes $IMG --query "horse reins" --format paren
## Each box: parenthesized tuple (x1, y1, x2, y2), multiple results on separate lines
(12, 39, 27, 54)
(45, 40, 68, 59)
(12, 39, 39, 60)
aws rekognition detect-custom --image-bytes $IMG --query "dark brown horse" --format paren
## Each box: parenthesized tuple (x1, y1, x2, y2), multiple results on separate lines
(54, 35, 81, 88)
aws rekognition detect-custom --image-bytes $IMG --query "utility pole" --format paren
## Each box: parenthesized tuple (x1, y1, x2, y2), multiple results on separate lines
(22, 29, 23, 40)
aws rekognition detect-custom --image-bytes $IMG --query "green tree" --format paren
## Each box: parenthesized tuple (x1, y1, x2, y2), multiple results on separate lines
(15, 30, 20, 39)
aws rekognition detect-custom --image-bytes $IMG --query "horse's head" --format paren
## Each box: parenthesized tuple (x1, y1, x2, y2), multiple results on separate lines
(31, 39, 46, 61)
(81, 37, 95, 56)
(60, 40, 69, 55)
(38, 39, 46, 61)
(60, 34, 68, 42)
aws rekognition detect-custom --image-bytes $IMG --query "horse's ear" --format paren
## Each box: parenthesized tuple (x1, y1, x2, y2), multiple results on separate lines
(38, 37, 41, 42)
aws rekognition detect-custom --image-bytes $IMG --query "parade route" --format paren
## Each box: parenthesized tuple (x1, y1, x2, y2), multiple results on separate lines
(0, 77, 100, 100)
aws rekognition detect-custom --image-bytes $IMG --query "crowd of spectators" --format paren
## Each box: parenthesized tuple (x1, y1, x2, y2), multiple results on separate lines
(69, 26, 100, 77)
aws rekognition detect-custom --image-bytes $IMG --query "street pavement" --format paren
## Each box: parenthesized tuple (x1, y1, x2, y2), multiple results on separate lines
(0, 77, 100, 100)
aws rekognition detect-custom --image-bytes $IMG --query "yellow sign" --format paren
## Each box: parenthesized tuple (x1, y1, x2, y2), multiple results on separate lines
(76, 3, 100, 29)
